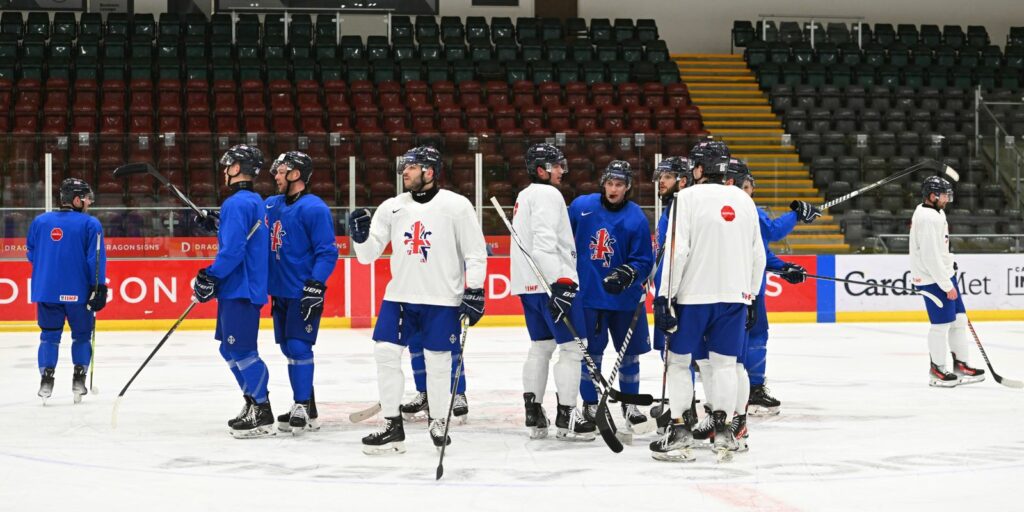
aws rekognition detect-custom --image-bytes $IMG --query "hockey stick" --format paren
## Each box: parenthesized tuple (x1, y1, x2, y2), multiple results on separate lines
(111, 299, 198, 428)
(808, 159, 959, 213)
(89, 232, 101, 393)
(349, 403, 382, 423)
(657, 191, 681, 426)
(966, 318, 1023, 389)
(777, 271, 944, 308)
(113, 162, 209, 219)
(436, 316, 470, 480)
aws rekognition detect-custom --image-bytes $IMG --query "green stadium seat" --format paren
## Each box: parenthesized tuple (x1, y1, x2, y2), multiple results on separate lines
(505, 60, 528, 83)
(496, 41, 519, 61)
(346, 59, 369, 82)
(393, 41, 416, 61)
(27, 12, 50, 38)
(107, 13, 129, 38)
(545, 40, 568, 63)
(621, 40, 644, 63)
(400, 59, 423, 83)
(426, 60, 449, 83)
(470, 41, 493, 62)
(582, 60, 606, 84)
(444, 41, 467, 61)
(133, 13, 156, 40)
(555, 61, 580, 84)
(452, 60, 475, 83)
(290, 14, 313, 41)
(419, 42, 442, 61)
(542, 18, 563, 41)
(657, 61, 679, 84)
(516, 17, 539, 42)
(531, 60, 554, 84)
(608, 60, 630, 84)
(372, 59, 397, 83)
(590, 19, 612, 42)
(367, 36, 391, 60)
(636, 19, 658, 42)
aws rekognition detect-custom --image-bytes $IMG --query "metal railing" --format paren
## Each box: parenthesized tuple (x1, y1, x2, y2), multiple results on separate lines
(872, 233, 1024, 254)
(756, 13, 868, 49)
(974, 88, 1024, 215)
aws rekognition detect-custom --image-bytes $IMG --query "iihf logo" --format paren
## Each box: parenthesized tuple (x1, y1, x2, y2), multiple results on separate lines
(404, 221, 432, 262)
(271, 220, 286, 259)
(589, 228, 616, 267)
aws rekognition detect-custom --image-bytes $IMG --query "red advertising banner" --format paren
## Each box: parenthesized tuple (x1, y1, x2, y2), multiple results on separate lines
(763, 255, 818, 312)
(0, 237, 352, 259)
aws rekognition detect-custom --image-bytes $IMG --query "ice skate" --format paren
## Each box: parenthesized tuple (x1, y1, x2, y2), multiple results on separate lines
(362, 416, 406, 455)
(555, 403, 596, 442)
(952, 353, 986, 385)
(229, 396, 254, 427)
(453, 393, 469, 424)
(428, 417, 451, 451)
(748, 384, 781, 415)
(523, 393, 549, 439)
(38, 368, 55, 405)
(400, 391, 429, 421)
(622, 403, 655, 435)
(230, 401, 277, 439)
(929, 362, 960, 388)
(691, 409, 716, 447)
(712, 411, 736, 463)
(72, 365, 88, 404)
(284, 402, 317, 436)
(278, 390, 321, 432)
(582, 402, 598, 423)
(730, 414, 749, 452)
(649, 421, 695, 462)
(651, 400, 671, 435)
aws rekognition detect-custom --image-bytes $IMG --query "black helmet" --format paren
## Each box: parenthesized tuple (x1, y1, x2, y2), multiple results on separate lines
(726, 158, 752, 188)
(600, 160, 632, 189)
(219, 144, 265, 176)
(271, 151, 314, 184)
(401, 146, 443, 180)
(690, 140, 731, 170)
(921, 175, 954, 202)
(653, 156, 694, 187)
(525, 143, 567, 179)
(59, 177, 93, 208)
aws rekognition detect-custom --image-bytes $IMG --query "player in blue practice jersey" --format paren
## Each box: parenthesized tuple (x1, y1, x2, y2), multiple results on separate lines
(192, 144, 272, 439)
(27, 178, 107, 404)
(264, 151, 338, 435)
(568, 160, 654, 433)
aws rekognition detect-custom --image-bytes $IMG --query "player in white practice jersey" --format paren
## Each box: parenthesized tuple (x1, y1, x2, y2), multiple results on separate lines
(511, 143, 597, 441)
(651, 157, 765, 463)
(349, 146, 488, 454)
(909, 176, 985, 387)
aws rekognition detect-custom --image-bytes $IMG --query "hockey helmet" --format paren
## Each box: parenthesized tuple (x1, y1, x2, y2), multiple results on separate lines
(600, 160, 632, 189)
(525, 143, 568, 179)
(271, 151, 315, 184)
(921, 175, 954, 202)
(653, 156, 694, 187)
(401, 146, 443, 179)
(219, 144, 265, 176)
(59, 177, 94, 207)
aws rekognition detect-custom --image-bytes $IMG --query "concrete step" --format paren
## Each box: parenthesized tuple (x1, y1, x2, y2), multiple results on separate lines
(673, 53, 744, 60)
(678, 65, 751, 74)
(719, 135, 787, 144)
(792, 223, 841, 233)
(772, 242, 851, 254)
(701, 112, 777, 120)
(680, 75, 758, 83)
(686, 83, 763, 92)
(687, 97, 767, 105)
(711, 128, 786, 136)
(704, 121, 783, 129)
(698, 105, 774, 114)
(734, 153, 800, 162)
(757, 197, 825, 208)
(755, 178, 815, 187)
(750, 188, 820, 196)
(728, 144, 797, 154)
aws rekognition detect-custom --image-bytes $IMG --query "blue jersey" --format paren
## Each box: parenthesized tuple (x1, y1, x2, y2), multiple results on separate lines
(757, 208, 796, 297)
(207, 188, 269, 304)
(265, 193, 338, 298)
(27, 210, 106, 304)
(568, 194, 654, 311)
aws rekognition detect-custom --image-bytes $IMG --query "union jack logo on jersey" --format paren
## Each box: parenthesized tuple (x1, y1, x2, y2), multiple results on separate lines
(589, 228, 616, 267)
(404, 221, 432, 262)
(271, 220, 286, 259)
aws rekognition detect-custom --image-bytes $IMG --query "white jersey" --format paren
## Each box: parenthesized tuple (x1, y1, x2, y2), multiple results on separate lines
(510, 183, 578, 295)
(353, 189, 487, 307)
(658, 183, 765, 305)
(909, 203, 955, 292)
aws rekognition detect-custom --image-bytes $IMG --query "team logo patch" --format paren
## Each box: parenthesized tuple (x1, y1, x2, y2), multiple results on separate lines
(450, 334, 456, 344)
(270, 220, 286, 258)
(721, 205, 736, 222)
(403, 221, 432, 262)
(589, 228, 616, 267)
(305, 324, 313, 333)
(59, 294, 78, 302)
(50, 228, 63, 242)
(227, 335, 236, 345)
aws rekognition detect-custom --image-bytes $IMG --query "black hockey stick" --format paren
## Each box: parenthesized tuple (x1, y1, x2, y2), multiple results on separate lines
(113, 162, 210, 219)
(810, 159, 959, 213)
(111, 299, 198, 428)
(966, 318, 1023, 389)
(436, 316, 470, 480)
(776, 271, 945, 308)
(656, 191, 681, 425)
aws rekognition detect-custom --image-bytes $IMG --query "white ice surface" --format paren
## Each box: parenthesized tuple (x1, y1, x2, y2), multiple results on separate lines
(2, 322, 1024, 512)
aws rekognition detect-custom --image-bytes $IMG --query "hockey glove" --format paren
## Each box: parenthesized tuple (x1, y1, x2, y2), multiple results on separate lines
(87, 284, 108, 312)
(602, 264, 638, 295)
(459, 287, 486, 326)
(790, 200, 822, 224)
(746, 297, 759, 331)
(779, 262, 807, 284)
(194, 210, 220, 233)
(547, 278, 578, 324)
(300, 279, 327, 322)
(653, 296, 677, 334)
(348, 208, 372, 244)
(193, 268, 218, 303)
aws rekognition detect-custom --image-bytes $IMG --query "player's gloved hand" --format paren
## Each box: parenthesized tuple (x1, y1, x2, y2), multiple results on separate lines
(348, 208, 371, 244)
(653, 296, 677, 333)
(300, 279, 327, 321)
(779, 262, 807, 284)
(790, 200, 822, 224)
(87, 284, 108, 312)
(547, 278, 578, 324)
(746, 297, 759, 331)
(193, 268, 218, 303)
(459, 287, 486, 326)
(602, 264, 638, 295)
(194, 210, 220, 233)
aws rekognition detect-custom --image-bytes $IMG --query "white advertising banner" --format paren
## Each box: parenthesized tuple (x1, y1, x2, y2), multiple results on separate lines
(834, 254, 1024, 314)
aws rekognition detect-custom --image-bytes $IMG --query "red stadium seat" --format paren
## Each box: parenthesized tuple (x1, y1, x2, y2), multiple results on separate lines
(438, 105, 463, 131)
(565, 81, 588, 108)
(377, 80, 402, 107)
(617, 82, 641, 107)
(458, 80, 482, 107)
(538, 81, 562, 108)
(465, 105, 490, 132)
(405, 80, 429, 107)
(591, 83, 614, 107)
(642, 82, 665, 107)
(432, 80, 456, 107)
(547, 105, 571, 132)
(487, 80, 510, 108)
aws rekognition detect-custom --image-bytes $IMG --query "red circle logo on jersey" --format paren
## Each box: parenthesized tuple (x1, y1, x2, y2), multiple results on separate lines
(720, 206, 736, 222)
(50, 228, 63, 241)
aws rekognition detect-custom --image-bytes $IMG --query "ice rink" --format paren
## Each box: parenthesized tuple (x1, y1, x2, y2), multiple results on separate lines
(2, 321, 1024, 511)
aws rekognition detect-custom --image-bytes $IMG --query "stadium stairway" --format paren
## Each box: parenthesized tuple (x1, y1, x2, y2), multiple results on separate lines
(674, 52, 850, 254)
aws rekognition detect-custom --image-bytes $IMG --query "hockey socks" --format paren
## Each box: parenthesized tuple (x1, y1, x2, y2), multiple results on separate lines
(523, 338, 556, 399)
(70, 338, 92, 367)
(235, 352, 270, 404)
(374, 341, 405, 418)
(413, 348, 467, 394)
(281, 338, 314, 402)
(554, 342, 585, 406)
(579, 354, 603, 403)
(37, 338, 59, 372)
(218, 343, 246, 390)
(618, 355, 641, 395)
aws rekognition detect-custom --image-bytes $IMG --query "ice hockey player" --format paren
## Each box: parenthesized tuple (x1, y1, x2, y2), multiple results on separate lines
(399, 337, 470, 423)
(910, 176, 985, 387)
(649, 156, 692, 431)
(652, 157, 765, 463)
(567, 160, 654, 434)
(263, 151, 338, 435)
(511, 143, 596, 441)
(27, 178, 107, 404)
(192, 144, 272, 438)
(688, 140, 731, 184)
(350, 146, 487, 454)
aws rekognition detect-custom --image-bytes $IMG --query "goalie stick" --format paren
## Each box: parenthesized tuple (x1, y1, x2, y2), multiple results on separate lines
(966, 318, 1023, 389)
(113, 162, 211, 219)
(800, 159, 959, 213)
(774, 270, 945, 308)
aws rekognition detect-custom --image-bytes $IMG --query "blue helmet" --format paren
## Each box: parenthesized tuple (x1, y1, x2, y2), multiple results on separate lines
(601, 160, 632, 189)
(921, 175, 954, 202)
(401, 146, 443, 179)
(219, 144, 265, 176)
(525, 143, 567, 179)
